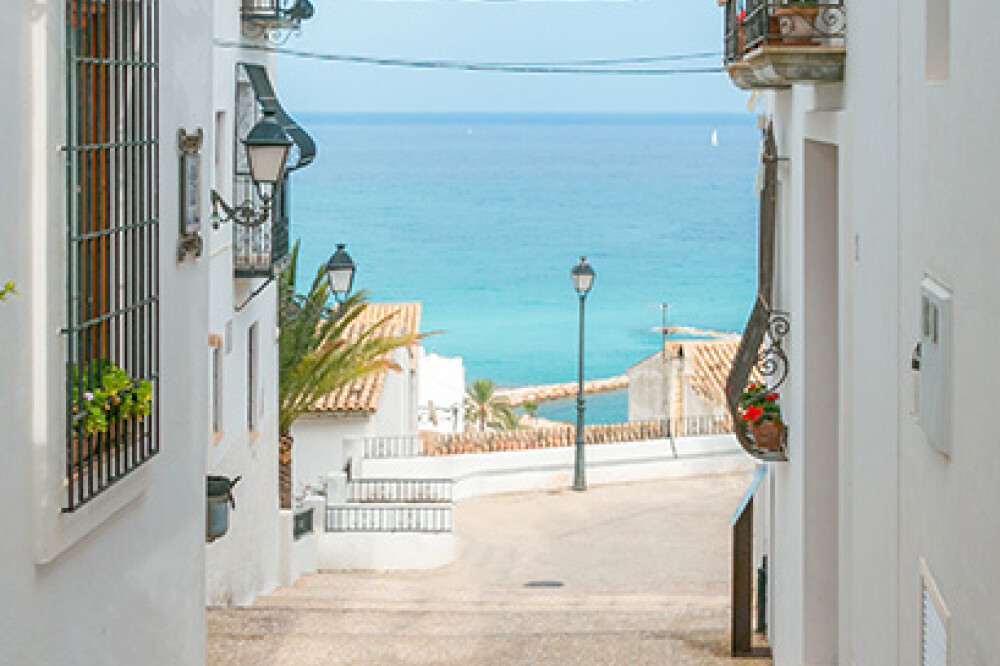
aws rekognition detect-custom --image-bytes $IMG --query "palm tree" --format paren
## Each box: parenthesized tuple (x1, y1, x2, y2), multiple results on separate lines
(278, 243, 420, 508)
(522, 400, 540, 418)
(464, 379, 518, 432)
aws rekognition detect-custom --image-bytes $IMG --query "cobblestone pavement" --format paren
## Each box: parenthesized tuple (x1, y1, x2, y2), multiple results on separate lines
(207, 474, 772, 666)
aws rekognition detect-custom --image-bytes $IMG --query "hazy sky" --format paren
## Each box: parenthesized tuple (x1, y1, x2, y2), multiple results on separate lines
(278, 1, 750, 113)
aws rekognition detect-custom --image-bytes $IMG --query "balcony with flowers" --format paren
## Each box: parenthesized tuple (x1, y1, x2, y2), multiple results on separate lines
(722, 0, 846, 90)
(241, 0, 315, 32)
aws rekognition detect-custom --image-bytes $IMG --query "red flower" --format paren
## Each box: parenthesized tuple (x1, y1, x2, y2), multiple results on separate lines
(742, 405, 763, 423)
(738, 9, 746, 22)
(765, 393, 779, 402)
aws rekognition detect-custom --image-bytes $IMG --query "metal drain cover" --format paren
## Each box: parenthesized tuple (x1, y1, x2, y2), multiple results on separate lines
(523, 580, 565, 589)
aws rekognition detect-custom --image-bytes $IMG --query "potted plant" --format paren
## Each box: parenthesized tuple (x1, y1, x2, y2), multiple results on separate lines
(71, 361, 154, 464)
(739, 383, 784, 452)
(772, 0, 819, 45)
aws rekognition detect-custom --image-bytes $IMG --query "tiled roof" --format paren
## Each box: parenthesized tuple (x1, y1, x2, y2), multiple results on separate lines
(307, 302, 421, 415)
(661, 335, 761, 409)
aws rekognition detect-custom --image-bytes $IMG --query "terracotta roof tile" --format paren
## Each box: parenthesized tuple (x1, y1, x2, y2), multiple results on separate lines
(307, 302, 421, 415)
(664, 335, 762, 408)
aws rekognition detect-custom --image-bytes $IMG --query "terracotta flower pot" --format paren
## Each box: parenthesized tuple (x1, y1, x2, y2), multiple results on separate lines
(773, 5, 819, 45)
(752, 420, 784, 452)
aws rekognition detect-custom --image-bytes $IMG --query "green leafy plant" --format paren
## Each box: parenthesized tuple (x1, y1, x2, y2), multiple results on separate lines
(71, 361, 153, 437)
(0, 280, 16, 302)
(278, 241, 427, 507)
(739, 383, 782, 426)
(522, 400, 539, 418)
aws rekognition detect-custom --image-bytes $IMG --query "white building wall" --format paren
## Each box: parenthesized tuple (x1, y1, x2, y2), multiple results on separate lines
(375, 347, 418, 436)
(761, 1, 1000, 664)
(0, 0, 211, 663)
(417, 348, 465, 433)
(894, 2, 1000, 663)
(627, 353, 665, 422)
(292, 414, 374, 495)
(202, 0, 283, 607)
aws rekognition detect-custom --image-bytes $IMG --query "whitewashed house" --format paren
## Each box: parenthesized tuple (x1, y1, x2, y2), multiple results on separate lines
(203, 0, 317, 607)
(417, 347, 466, 434)
(292, 302, 422, 496)
(722, 1, 1000, 663)
(627, 333, 744, 431)
(0, 0, 213, 663)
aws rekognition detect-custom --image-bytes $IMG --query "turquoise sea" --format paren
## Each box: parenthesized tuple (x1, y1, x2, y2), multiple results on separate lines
(290, 113, 759, 423)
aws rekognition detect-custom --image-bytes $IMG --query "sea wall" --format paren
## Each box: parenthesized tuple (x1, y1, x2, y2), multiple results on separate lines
(495, 375, 629, 406)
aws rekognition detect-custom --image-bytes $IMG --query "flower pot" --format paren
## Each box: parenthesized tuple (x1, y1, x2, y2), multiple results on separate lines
(752, 420, 784, 452)
(773, 6, 819, 45)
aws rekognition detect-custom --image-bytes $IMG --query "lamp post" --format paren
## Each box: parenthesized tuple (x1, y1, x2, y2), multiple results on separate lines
(571, 256, 595, 491)
(325, 244, 357, 303)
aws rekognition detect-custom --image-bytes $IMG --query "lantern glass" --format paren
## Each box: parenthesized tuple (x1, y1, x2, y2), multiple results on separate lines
(247, 143, 290, 186)
(571, 257, 596, 296)
(243, 110, 293, 187)
(326, 244, 356, 299)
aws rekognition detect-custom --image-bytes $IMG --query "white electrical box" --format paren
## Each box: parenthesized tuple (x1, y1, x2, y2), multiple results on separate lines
(918, 277, 953, 456)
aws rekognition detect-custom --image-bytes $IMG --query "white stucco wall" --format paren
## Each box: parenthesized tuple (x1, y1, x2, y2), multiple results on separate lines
(203, 0, 282, 608)
(417, 347, 465, 433)
(360, 436, 753, 500)
(375, 347, 418, 436)
(292, 414, 374, 495)
(759, 2, 1000, 664)
(0, 1, 211, 663)
(627, 352, 666, 422)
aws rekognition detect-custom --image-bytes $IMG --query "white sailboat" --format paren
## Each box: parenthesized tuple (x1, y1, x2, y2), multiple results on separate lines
(711, 129, 719, 147)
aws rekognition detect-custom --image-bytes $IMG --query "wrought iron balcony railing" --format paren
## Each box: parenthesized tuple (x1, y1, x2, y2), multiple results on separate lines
(723, 0, 846, 88)
(232, 175, 290, 278)
(725, 123, 790, 462)
(241, 0, 315, 29)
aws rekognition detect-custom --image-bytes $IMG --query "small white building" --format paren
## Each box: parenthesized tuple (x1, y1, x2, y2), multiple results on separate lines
(292, 302, 422, 496)
(627, 333, 745, 426)
(1, 0, 213, 662)
(417, 347, 466, 434)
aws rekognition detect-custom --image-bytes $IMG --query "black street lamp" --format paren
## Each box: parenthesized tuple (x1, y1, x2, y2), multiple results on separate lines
(210, 109, 293, 230)
(326, 244, 357, 302)
(571, 256, 596, 491)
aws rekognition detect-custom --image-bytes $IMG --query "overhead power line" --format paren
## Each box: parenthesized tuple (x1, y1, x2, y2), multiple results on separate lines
(215, 40, 724, 76)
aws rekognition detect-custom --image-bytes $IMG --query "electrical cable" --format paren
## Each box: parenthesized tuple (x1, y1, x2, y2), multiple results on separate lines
(215, 40, 724, 75)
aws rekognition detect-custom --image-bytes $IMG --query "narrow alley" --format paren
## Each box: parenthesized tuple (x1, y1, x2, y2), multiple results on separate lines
(208, 474, 770, 666)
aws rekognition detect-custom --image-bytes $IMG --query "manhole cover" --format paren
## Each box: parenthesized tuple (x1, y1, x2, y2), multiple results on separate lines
(523, 580, 565, 589)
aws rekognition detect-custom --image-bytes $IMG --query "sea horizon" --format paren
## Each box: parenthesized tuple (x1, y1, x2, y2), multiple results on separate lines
(289, 111, 760, 423)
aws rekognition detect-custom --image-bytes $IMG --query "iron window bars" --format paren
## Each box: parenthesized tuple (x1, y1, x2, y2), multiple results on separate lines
(232, 63, 314, 278)
(64, 0, 160, 511)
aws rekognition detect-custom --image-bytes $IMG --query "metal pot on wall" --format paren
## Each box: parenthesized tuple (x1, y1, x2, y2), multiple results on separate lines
(206, 475, 240, 543)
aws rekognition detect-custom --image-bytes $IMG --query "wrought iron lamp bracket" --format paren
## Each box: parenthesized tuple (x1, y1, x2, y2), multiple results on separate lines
(210, 189, 273, 230)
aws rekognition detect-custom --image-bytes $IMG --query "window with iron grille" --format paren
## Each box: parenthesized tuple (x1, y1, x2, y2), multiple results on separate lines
(64, 0, 160, 511)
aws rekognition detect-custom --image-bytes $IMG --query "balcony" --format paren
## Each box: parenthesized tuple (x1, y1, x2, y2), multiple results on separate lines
(723, 0, 846, 90)
(233, 176, 290, 278)
(241, 0, 315, 30)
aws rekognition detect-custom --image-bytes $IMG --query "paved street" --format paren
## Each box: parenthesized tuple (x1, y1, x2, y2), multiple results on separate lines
(207, 474, 771, 665)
